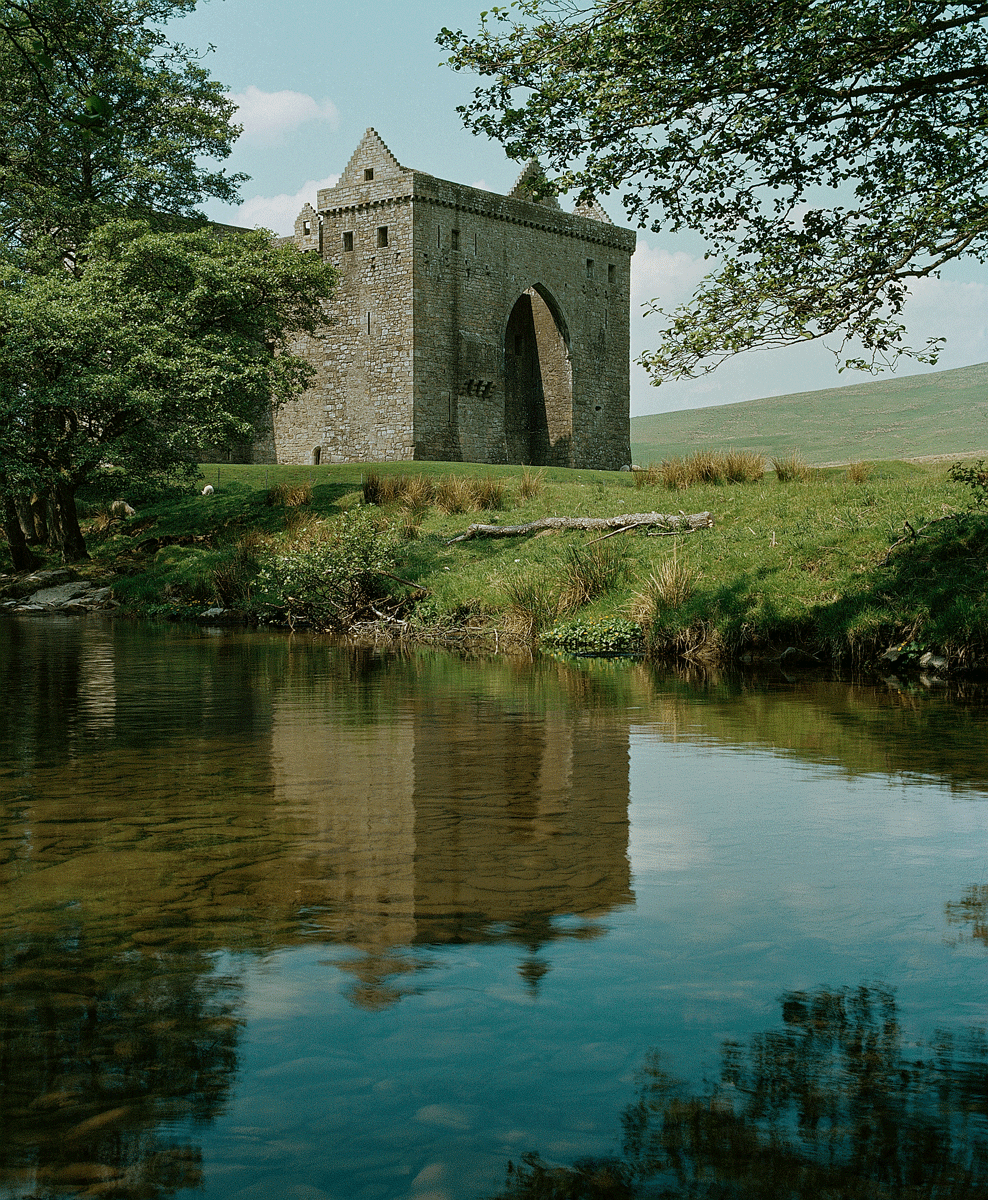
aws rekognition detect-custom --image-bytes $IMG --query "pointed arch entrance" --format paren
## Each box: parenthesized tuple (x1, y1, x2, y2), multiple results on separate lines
(503, 286, 572, 465)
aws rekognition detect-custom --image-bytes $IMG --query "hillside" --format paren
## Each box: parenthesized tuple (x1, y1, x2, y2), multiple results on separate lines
(631, 360, 988, 465)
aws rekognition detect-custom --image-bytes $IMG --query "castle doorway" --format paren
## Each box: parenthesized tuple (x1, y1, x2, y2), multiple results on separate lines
(503, 287, 572, 465)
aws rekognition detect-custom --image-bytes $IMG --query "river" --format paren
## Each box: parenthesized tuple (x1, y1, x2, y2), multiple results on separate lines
(2, 616, 988, 1199)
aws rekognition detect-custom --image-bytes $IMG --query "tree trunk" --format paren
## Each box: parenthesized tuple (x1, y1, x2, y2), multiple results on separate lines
(3, 498, 42, 571)
(50, 481, 89, 562)
(30, 492, 49, 545)
(447, 510, 714, 542)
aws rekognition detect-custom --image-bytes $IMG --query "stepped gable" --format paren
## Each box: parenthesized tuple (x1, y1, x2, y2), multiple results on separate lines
(573, 195, 612, 224)
(508, 160, 562, 209)
(318, 128, 409, 209)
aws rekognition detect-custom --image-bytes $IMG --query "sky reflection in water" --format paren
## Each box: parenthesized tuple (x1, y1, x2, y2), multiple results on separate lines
(1, 618, 988, 1199)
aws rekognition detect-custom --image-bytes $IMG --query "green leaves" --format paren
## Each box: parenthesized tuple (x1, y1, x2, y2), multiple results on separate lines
(0, 220, 337, 506)
(440, 0, 988, 377)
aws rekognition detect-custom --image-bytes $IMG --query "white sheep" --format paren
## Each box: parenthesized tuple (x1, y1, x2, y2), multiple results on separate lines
(109, 499, 136, 518)
(202, 484, 214, 495)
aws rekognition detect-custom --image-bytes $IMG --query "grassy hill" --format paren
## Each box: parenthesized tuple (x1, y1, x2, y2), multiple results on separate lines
(631, 360, 988, 466)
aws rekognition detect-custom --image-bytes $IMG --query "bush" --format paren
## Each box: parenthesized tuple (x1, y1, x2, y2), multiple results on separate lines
(260, 509, 401, 630)
(949, 458, 988, 507)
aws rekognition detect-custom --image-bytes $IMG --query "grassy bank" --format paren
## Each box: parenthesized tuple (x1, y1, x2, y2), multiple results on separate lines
(7, 455, 988, 669)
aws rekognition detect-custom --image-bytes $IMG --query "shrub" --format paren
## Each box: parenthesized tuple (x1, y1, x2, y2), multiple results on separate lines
(260, 509, 401, 630)
(949, 458, 988, 507)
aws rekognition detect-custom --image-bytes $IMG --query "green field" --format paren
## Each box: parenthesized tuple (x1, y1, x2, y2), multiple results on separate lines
(631, 360, 988, 466)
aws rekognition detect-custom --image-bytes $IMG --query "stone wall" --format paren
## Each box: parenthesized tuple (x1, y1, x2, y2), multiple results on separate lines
(260, 130, 636, 470)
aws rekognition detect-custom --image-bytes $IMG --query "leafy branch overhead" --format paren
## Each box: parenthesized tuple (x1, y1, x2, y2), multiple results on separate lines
(439, 0, 988, 377)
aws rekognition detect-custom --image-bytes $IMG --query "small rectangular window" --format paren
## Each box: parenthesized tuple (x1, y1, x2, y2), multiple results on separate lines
(367, 312, 371, 335)
(586, 258, 595, 278)
(451, 229, 460, 251)
(343, 231, 353, 251)
(377, 226, 388, 248)
(474, 232, 478, 254)
(364, 168, 374, 181)
(608, 263, 616, 284)
(302, 220, 311, 236)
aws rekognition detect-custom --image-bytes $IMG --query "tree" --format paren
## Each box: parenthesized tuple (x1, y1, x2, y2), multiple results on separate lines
(0, 221, 336, 562)
(0, 0, 336, 566)
(490, 985, 988, 1198)
(0, 0, 244, 269)
(440, 0, 988, 381)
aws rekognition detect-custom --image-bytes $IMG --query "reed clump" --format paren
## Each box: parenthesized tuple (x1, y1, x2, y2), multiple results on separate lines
(846, 461, 871, 484)
(635, 450, 765, 490)
(503, 572, 563, 641)
(362, 471, 508, 514)
(518, 467, 546, 500)
(772, 451, 811, 482)
(628, 547, 701, 625)
(266, 481, 312, 507)
(560, 541, 627, 609)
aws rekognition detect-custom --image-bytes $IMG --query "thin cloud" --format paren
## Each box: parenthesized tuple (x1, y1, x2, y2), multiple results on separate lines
(230, 85, 339, 143)
(235, 176, 340, 237)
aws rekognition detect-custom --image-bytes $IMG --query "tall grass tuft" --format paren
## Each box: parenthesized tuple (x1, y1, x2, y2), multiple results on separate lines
(637, 450, 765, 489)
(518, 467, 545, 500)
(772, 451, 811, 482)
(473, 474, 509, 511)
(267, 481, 312, 507)
(723, 450, 766, 483)
(628, 546, 700, 624)
(503, 572, 562, 641)
(561, 541, 627, 609)
(846, 461, 871, 484)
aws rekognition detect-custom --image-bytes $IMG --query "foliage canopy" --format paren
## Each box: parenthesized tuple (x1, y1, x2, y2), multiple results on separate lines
(440, 0, 988, 379)
(0, 0, 337, 564)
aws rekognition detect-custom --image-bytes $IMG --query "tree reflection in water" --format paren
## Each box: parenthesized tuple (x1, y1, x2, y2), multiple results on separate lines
(0, 930, 242, 1198)
(490, 985, 988, 1199)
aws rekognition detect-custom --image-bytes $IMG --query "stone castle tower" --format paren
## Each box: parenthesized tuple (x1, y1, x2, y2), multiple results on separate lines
(256, 129, 636, 469)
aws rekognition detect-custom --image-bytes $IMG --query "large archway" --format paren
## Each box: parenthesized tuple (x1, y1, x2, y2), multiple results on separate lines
(503, 286, 572, 465)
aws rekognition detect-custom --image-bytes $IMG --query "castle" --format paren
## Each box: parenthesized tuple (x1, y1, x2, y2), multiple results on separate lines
(254, 129, 636, 469)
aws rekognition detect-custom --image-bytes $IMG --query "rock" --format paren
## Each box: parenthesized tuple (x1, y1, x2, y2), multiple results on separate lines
(23, 581, 95, 608)
(109, 499, 136, 517)
(202, 607, 226, 618)
(0, 567, 78, 600)
(919, 651, 948, 670)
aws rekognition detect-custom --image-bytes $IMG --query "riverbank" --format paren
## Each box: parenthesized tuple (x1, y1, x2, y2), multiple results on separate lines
(3, 455, 987, 672)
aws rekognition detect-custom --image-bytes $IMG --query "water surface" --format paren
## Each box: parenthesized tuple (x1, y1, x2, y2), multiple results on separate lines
(2, 617, 988, 1198)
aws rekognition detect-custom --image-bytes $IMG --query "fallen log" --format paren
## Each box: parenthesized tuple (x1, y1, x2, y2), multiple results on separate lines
(447, 511, 714, 543)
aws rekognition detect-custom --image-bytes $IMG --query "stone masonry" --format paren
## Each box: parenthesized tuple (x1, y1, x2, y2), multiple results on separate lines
(257, 129, 636, 470)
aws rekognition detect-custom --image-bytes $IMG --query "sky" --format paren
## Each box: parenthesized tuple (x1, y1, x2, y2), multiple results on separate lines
(169, 0, 988, 418)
